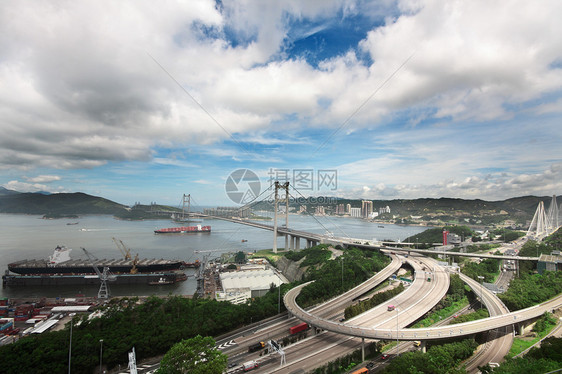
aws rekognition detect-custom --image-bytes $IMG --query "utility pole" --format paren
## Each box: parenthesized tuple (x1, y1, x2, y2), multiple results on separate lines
(99, 339, 103, 374)
(68, 315, 74, 374)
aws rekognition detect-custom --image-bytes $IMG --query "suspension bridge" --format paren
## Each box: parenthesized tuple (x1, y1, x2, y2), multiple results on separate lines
(189, 185, 559, 263)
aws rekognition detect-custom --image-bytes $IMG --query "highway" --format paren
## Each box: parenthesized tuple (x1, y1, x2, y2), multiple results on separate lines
(458, 272, 513, 373)
(283, 268, 562, 341)
(227, 255, 403, 358)
(258, 255, 449, 373)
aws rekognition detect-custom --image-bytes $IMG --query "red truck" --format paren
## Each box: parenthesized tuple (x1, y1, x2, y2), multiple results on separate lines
(289, 322, 309, 334)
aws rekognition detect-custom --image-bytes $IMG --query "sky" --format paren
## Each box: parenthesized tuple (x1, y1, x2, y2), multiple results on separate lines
(1, 0, 562, 207)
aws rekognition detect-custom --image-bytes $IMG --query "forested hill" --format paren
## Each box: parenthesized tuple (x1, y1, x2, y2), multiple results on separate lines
(0, 187, 128, 216)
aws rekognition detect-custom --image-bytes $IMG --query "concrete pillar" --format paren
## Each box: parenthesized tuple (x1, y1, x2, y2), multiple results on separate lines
(295, 236, 300, 250)
(517, 323, 524, 336)
(285, 234, 289, 250)
(361, 338, 365, 362)
(421, 341, 426, 353)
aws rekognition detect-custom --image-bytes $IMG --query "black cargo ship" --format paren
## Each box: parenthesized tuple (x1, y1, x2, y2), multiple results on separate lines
(2, 246, 187, 287)
(7, 246, 184, 275)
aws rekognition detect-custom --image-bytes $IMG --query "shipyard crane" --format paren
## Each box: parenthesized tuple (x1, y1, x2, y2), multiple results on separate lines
(81, 247, 116, 299)
(112, 237, 139, 274)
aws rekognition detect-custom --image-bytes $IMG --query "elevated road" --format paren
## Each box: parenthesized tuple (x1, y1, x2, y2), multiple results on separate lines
(283, 271, 562, 341)
(263, 255, 448, 373)
(459, 272, 513, 373)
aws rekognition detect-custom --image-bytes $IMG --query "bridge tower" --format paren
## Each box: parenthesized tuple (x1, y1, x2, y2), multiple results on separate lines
(527, 195, 560, 238)
(273, 181, 289, 253)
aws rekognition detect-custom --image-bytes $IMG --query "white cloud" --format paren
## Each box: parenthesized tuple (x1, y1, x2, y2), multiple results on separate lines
(24, 175, 61, 183)
(0, 0, 561, 202)
(3, 180, 65, 193)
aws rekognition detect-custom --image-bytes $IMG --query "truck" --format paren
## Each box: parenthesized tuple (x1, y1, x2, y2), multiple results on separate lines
(387, 305, 395, 311)
(289, 322, 309, 334)
(247, 341, 265, 353)
(242, 360, 259, 372)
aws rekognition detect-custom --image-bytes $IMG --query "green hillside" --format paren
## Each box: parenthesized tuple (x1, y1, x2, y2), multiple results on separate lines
(0, 190, 128, 216)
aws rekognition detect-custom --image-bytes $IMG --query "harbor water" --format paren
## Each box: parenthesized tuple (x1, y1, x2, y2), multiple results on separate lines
(0, 213, 429, 299)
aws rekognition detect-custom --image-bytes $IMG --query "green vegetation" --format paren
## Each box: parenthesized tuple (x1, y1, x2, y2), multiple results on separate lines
(284, 244, 332, 267)
(0, 292, 285, 374)
(461, 258, 500, 283)
(490, 228, 526, 242)
(506, 313, 558, 358)
(383, 339, 478, 374)
(344, 283, 405, 319)
(157, 335, 227, 374)
(449, 308, 489, 324)
(499, 271, 562, 310)
(309, 342, 381, 374)
(464, 243, 500, 253)
(0, 191, 128, 215)
(532, 312, 558, 335)
(412, 274, 469, 328)
(296, 247, 391, 307)
(405, 225, 474, 246)
(481, 337, 562, 373)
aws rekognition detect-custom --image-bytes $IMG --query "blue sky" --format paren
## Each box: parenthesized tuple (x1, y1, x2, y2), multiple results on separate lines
(1, 0, 562, 207)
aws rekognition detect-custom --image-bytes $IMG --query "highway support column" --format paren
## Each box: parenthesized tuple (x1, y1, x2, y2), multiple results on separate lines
(361, 338, 365, 362)
(421, 341, 426, 353)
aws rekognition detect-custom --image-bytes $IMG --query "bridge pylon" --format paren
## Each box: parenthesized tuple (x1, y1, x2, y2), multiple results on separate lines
(273, 181, 289, 253)
(527, 195, 560, 239)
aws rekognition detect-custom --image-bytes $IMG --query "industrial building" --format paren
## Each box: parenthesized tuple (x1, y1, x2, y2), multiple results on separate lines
(216, 266, 286, 304)
(537, 251, 562, 274)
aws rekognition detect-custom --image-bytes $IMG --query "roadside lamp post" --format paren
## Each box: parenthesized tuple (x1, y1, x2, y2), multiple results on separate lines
(477, 276, 484, 306)
(278, 282, 281, 314)
(341, 256, 344, 290)
(99, 339, 104, 374)
(68, 314, 75, 374)
(395, 307, 400, 356)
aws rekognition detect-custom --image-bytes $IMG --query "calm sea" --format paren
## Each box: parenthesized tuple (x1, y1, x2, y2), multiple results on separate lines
(0, 213, 428, 299)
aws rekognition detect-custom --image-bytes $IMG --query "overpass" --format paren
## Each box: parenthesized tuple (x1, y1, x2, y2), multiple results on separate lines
(283, 273, 562, 341)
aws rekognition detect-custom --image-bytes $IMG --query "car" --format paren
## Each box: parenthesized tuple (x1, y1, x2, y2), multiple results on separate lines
(366, 362, 375, 369)
(381, 354, 389, 360)
(453, 314, 459, 318)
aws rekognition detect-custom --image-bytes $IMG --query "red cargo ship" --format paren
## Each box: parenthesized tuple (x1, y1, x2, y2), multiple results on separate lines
(154, 224, 211, 234)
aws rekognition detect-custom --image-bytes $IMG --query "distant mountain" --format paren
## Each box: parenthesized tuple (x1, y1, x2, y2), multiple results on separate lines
(250, 194, 559, 227)
(0, 187, 21, 196)
(0, 190, 128, 216)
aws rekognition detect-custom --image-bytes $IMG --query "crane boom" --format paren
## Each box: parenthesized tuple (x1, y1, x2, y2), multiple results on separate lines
(112, 237, 132, 260)
(81, 247, 102, 278)
(81, 247, 115, 299)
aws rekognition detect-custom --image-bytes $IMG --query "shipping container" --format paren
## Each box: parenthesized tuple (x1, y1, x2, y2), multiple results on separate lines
(289, 322, 309, 334)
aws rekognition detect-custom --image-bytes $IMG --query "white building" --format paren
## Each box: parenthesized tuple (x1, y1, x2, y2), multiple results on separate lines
(350, 207, 362, 218)
(217, 268, 285, 303)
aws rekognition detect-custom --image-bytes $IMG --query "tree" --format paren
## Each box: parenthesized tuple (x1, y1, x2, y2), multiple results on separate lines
(157, 335, 227, 374)
(234, 251, 246, 264)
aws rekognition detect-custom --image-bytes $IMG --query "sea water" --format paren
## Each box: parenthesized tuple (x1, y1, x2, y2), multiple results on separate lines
(0, 213, 428, 298)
